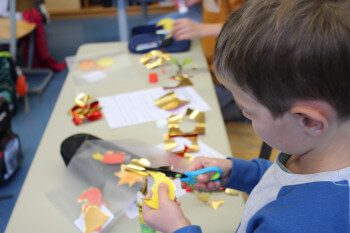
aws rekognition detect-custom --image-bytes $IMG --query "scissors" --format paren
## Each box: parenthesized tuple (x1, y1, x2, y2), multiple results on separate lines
(145, 166, 222, 189)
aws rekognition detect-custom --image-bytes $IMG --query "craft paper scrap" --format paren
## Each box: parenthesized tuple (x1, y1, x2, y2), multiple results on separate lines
(124, 140, 225, 219)
(83, 71, 107, 83)
(98, 86, 211, 129)
(74, 205, 114, 233)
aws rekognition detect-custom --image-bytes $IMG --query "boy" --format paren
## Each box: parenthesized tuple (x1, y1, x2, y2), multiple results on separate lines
(143, 0, 350, 232)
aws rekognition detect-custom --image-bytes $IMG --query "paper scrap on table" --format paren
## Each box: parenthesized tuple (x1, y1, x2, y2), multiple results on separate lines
(74, 204, 114, 233)
(98, 86, 211, 129)
(124, 139, 225, 219)
(83, 71, 107, 82)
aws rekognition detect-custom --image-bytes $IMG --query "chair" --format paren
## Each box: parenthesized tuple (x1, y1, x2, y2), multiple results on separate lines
(0, 0, 53, 111)
(259, 141, 272, 160)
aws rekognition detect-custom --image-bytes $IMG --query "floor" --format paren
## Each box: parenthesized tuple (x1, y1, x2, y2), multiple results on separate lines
(0, 13, 279, 233)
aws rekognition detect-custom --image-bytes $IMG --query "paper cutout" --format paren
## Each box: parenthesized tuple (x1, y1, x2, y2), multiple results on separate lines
(139, 50, 171, 69)
(143, 171, 176, 209)
(92, 151, 126, 164)
(78, 57, 113, 71)
(69, 93, 103, 125)
(154, 91, 189, 110)
(224, 188, 239, 196)
(84, 206, 110, 233)
(96, 57, 114, 68)
(168, 108, 205, 137)
(163, 75, 193, 89)
(164, 135, 199, 153)
(78, 59, 101, 71)
(115, 164, 144, 187)
(74, 205, 114, 233)
(78, 187, 102, 209)
(208, 199, 224, 210)
(156, 18, 174, 35)
(194, 190, 211, 203)
(124, 158, 152, 177)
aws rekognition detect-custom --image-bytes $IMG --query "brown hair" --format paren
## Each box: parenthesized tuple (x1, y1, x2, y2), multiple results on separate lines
(214, 0, 350, 118)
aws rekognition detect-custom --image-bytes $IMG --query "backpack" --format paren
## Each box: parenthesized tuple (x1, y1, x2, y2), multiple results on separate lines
(0, 51, 19, 113)
(0, 96, 23, 186)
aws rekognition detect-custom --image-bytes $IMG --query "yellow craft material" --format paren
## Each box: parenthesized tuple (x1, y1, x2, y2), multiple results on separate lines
(156, 18, 174, 38)
(84, 206, 110, 233)
(143, 171, 176, 209)
(96, 57, 114, 67)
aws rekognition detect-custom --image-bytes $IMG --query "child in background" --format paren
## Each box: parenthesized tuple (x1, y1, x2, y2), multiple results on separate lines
(172, 0, 245, 122)
(142, 0, 350, 232)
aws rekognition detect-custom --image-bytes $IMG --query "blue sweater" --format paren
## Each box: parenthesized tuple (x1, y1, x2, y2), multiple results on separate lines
(175, 154, 350, 233)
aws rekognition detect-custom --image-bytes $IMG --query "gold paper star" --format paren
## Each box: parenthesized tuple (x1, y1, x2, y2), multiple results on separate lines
(114, 165, 144, 187)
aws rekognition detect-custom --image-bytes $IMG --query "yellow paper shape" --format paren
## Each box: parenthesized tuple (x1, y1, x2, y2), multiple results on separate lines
(154, 91, 189, 110)
(92, 152, 104, 161)
(168, 108, 205, 137)
(208, 199, 224, 210)
(124, 158, 152, 177)
(84, 206, 110, 233)
(163, 75, 193, 89)
(115, 164, 144, 187)
(225, 188, 239, 196)
(163, 135, 199, 153)
(96, 57, 114, 67)
(156, 18, 174, 32)
(140, 50, 171, 69)
(194, 190, 211, 203)
(75, 93, 91, 106)
(143, 171, 176, 209)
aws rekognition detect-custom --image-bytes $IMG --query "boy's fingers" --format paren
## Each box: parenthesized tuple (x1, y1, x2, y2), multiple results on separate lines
(158, 182, 170, 200)
(144, 191, 152, 200)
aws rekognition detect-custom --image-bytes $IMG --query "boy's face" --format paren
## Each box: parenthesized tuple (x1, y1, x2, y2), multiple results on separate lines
(226, 82, 308, 155)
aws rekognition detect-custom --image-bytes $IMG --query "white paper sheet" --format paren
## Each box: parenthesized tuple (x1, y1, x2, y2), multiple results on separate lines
(124, 139, 225, 219)
(98, 86, 211, 129)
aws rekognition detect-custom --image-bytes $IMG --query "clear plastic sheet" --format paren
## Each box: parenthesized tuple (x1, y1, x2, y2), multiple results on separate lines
(69, 48, 139, 88)
(47, 139, 190, 233)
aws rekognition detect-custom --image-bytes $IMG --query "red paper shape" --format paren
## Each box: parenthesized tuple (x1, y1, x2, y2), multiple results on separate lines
(102, 152, 125, 164)
(78, 187, 102, 210)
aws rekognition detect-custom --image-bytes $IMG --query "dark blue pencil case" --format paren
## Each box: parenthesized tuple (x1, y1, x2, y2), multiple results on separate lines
(128, 24, 191, 54)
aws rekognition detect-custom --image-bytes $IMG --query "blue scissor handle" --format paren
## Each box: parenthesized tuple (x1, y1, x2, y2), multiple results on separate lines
(181, 167, 222, 190)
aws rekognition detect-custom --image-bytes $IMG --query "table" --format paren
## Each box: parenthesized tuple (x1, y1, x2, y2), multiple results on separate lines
(5, 40, 244, 233)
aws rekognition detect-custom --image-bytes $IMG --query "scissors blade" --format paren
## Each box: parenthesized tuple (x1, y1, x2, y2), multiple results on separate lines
(145, 167, 187, 179)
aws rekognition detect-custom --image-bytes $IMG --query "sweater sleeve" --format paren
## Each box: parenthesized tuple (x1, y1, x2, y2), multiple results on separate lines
(224, 158, 273, 194)
(173, 225, 202, 233)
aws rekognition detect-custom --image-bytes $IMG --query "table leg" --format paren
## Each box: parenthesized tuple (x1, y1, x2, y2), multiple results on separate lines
(117, 0, 129, 41)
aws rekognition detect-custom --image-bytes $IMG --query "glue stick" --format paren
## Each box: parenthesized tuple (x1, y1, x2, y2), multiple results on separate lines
(137, 180, 156, 233)
(177, 0, 188, 14)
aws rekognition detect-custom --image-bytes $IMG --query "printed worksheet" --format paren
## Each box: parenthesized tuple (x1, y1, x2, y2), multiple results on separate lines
(98, 86, 211, 129)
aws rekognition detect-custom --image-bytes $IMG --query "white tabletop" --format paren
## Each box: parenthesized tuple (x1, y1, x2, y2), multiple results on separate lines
(5, 40, 244, 233)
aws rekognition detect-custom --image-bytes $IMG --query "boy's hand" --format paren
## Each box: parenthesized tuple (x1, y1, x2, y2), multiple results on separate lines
(182, 156, 232, 191)
(172, 18, 204, 40)
(142, 183, 190, 233)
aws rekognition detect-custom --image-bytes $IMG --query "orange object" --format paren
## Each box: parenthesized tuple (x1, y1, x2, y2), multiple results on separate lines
(16, 74, 28, 97)
(102, 151, 125, 164)
(149, 73, 158, 83)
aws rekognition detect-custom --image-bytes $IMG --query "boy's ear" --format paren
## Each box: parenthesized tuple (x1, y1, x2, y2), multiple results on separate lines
(290, 105, 329, 137)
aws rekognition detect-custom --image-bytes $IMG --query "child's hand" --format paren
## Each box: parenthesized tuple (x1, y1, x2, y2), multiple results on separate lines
(142, 183, 191, 233)
(182, 156, 232, 191)
(172, 18, 204, 40)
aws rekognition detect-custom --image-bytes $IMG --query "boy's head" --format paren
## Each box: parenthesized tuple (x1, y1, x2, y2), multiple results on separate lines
(214, 0, 350, 120)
